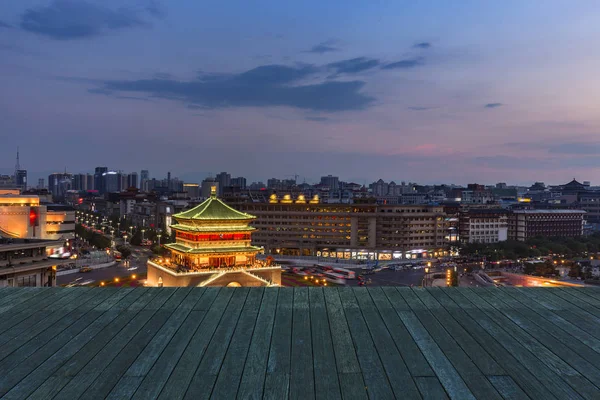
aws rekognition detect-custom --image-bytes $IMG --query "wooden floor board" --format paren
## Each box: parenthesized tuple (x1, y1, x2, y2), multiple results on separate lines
(307, 287, 342, 400)
(183, 288, 250, 400)
(0, 287, 597, 399)
(338, 287, 397, 399)
(236, 288, 278, 400)
(323, 288, 368, 400)
(456, 288, 586, 400)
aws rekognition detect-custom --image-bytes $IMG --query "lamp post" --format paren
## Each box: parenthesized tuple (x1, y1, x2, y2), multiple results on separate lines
(424, 267, 429, 287)
(141, 229, 145, 241)
(157, 232, 162, 246)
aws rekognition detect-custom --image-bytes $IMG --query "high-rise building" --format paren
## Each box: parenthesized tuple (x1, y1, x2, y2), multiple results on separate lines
(183, 183, 200, 198)
(201, 177, 219, 198)
(231, 177, 247, 189)
(216, 172, 231, 195)
(103, 171, 120, 193)
(320, 175, 339, 192)
(127, 172, 138, 189)
(48, 173, 72, 199)
(140, 170, 150, 191)
(94, 167, 108, 194)
(86, 174, 94, 191)
(37, 178, 45, 189)
(13, 148, 27, 190)
(15, 170, 27, 190)
(72, 173, 90, 191)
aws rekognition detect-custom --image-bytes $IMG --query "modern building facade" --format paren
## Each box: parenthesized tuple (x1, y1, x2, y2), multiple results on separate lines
(508, 209, 586, 241)
(0, 195, 75, 242)
(459, 209, 509, 244)
(231, 197, 450, 260)
(0, 237, 70, 287)
(147, 188, 280, 287)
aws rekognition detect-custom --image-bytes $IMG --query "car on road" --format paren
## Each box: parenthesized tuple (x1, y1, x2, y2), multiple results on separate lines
(79, 267, 93, 273)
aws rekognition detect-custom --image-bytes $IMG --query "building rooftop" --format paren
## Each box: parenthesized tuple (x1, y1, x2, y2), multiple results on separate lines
(0, 287, 599, 399)
(174, 193, 255, 221)
(513, 209, 586, 214)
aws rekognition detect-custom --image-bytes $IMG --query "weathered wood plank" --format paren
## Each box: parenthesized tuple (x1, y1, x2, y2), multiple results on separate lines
(80, 288, 190, 399)
(323, 287, 367, 400)
(484, 288, 600, 387)
(502, 287, 600, 355)
(288, 287, 315, 400)
(131, 288, 220, 400)
(263, 287, 293, 400)
(433, 288, 557, 399)
(338, 287, 396, 400)
(487, 376, 530, 400)
(0, 288, 118, 397)
(471, 288, 600, 399)
(416, 288, 505, 376)
(414, 377, 449, 399)
(368, 287, 434, 377)
(105, 288, 206, 399)
(209, 288, 264, 399)
(26, 288, 150, 400)
(383, 287, 476, 400)
(456, 288, 585, 400)
(308, 287, 342, 400)
(236, 288, 278, 400)
(2, 289, 142, 399)
(400, 288, 501, 400)
(52, 288, 175, 400)
(0, 287, 78, 338)
(183, 288, 250, 400)
(156, 288, 234, 400)
(353, 287, 421, 398)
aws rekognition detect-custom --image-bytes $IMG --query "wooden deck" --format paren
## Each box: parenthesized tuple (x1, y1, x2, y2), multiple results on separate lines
(0, 287, 599, 399)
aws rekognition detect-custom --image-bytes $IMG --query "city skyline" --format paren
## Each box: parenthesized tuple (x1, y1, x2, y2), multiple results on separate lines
(2, 1, 600, 184)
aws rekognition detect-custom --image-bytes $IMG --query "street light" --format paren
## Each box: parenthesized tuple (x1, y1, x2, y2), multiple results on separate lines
(157, 232, 162, 246)
(141, 229, 146, 241)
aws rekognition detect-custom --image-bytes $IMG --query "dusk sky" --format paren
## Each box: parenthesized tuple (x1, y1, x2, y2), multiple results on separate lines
(2, 1, 600, 186)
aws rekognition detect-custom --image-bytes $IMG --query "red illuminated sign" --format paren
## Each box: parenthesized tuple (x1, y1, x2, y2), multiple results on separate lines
(29, 208, 39, 227)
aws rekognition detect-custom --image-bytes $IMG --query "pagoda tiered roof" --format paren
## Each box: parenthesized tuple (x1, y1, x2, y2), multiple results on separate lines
(173, 195, 255, 222)
(168, 224, 256, 233)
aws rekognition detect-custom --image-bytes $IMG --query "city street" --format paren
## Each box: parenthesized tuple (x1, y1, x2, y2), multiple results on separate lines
(350, 268, 425, 287)
(58, 246, 152, 286)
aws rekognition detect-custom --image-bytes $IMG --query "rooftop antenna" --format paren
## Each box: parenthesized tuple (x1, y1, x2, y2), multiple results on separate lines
(14, 147, 20, 176)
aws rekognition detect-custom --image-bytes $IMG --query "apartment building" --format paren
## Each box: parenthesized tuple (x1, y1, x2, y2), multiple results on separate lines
(459, 209, 509, 244)
(508, 209, 585, 241)
(231, 200, 449, 260)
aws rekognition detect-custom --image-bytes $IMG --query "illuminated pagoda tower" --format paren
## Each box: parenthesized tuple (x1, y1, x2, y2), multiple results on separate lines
(146, 186, 281, 287)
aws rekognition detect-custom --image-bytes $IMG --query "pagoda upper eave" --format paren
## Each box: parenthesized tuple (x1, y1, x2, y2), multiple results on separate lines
(165, 243, 262, 254)
(170, 224, 256, 233)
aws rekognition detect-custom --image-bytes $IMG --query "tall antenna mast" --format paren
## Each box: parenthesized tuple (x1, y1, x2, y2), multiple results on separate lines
(15, 147, 20, 174)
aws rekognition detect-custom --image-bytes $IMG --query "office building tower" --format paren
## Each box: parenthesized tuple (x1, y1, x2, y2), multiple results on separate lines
(94, 167, 108, 194)
(216, 172, 231, 195)
(37, 178, 45, 189)
(231, 177, 247, 189)
(320, 175, 340, 192)
(201, 177, 219, 198)
(127, 172, 138, 189)
(103, 171, 120, 193)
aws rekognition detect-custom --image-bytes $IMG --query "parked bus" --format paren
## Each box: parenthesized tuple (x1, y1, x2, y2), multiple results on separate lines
(332, 267, 356, 279)
(323, 272, 347, 285)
